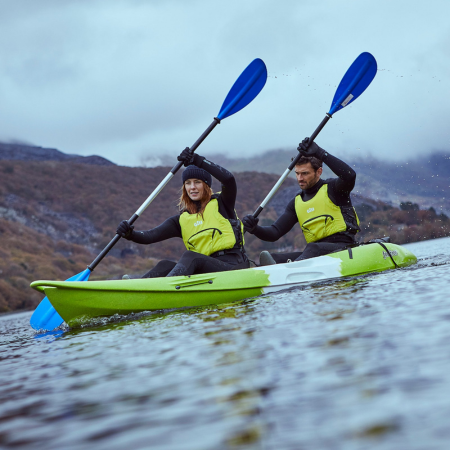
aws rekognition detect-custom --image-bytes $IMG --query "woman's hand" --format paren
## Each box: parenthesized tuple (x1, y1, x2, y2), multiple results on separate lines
(116, 220, 134, 240)
(178, 147, 205, 167)
(177, 147, 195, 167)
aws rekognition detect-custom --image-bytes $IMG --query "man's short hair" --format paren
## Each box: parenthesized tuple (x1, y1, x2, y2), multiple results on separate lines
(295, 156, 323, 171)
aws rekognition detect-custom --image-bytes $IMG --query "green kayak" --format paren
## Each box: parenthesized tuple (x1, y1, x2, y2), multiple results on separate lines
(31, 242, 417, 327)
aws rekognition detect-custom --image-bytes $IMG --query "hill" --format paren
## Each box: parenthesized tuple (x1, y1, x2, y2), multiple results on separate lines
(0, 142, 115, 166)
(1, 149, 449, 313)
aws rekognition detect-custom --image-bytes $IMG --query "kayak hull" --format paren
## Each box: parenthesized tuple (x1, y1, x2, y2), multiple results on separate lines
(31, 243, 417, 327)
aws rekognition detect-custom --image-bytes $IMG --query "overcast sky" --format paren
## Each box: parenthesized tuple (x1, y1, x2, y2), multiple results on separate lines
(0, 0, 449, 167)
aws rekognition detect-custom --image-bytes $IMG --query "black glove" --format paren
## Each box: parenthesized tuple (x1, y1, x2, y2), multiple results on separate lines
(297, 137, 326, 159)
(242, 215, 259, 234)
(177, 147, 195, 167)
(116, 220, 134, 240)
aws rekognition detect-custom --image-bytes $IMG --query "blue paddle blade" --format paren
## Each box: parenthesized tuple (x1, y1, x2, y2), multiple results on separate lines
(328, 52, 377, 116)
(29, 268, 91, 331)
(217, 58, 267, 120)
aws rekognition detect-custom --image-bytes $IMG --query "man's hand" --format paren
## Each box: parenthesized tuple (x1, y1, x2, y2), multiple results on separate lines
(297, 137, 326, 159)
(117, 220, 134, 240)
(242, 215, 259, 233)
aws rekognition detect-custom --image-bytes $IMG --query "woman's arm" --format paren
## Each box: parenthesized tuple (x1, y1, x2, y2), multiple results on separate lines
(193, 154, 237, 215)
(118, 215, 182, 245)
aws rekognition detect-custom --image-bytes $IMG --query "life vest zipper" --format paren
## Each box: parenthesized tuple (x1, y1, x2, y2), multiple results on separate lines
(301, 214, 335, 232)
(187, 228, 223, 249)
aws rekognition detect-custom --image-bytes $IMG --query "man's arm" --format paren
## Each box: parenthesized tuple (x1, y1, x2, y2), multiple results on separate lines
(298, 138, 356, 193)
(245, 198, 298, 242)
(322, 153, 356, 193)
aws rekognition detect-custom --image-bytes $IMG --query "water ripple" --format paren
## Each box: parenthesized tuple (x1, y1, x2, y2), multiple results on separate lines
(1, 237, 450, 449)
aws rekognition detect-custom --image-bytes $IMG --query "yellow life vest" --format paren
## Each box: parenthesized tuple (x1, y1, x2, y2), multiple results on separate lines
(179, 197, 244, 256)
(295, 184, 360, 243)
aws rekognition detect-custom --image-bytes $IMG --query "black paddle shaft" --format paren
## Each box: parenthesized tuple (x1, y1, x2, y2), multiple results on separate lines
(87, 117, 221, 272)
(287, 114, 332, 171)
(252, 113, 332, 220)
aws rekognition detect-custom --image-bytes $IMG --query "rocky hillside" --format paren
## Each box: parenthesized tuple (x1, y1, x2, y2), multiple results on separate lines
(202, 150, 450, 215)
(1, 147, 449, 313)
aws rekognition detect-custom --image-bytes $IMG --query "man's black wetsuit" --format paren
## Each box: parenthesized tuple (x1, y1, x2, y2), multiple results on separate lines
(125, 155, 249, 277)
(248, 152, 358, 262)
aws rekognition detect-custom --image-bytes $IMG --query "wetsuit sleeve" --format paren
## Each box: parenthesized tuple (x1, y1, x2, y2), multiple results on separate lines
(322, 153, 356, 194)
(194, 154, 237, 218)
(252, 198, 298, 242)
(129, 215, 182, 244)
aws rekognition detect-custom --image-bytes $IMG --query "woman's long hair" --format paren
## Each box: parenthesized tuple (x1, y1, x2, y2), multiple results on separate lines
(178, 181, 213, 216)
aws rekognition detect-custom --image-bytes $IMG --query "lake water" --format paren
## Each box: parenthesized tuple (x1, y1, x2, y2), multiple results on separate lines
(1, 237, 450, 449)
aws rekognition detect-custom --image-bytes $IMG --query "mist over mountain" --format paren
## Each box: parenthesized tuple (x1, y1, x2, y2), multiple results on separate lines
(146, 148, 450, 214)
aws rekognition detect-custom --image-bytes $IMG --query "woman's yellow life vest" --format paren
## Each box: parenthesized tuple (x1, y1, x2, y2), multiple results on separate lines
(295, 184, 360, 243)
(179, 197, 244, 256)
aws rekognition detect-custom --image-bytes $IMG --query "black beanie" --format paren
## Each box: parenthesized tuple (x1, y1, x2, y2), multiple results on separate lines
(182, 165, 212, 187)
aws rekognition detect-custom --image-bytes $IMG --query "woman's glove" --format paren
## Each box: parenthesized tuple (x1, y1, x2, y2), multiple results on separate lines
(242, 215, 259, 234)
(178, 147, 204, 167)
(117, 220, 134, 240)
(297, 137, 326, 159)
(177, 147, 195, 167)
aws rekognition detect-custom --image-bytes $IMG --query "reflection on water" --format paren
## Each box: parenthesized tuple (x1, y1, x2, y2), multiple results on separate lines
(1, 237, 450, 449)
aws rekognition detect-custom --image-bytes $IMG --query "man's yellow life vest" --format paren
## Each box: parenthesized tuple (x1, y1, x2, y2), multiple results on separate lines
(295, 184, 360, 243)
(179, 197, 244, 256)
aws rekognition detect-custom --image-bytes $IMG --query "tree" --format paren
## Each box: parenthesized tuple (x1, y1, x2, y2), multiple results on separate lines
(400, 201, 419, 211)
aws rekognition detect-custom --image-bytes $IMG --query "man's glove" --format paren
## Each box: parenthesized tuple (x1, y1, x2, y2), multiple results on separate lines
(297, 137, 326, 159)
(177, 147, 196, 167)
(242, 215, 259, 234)
(116, 220, 134, 240)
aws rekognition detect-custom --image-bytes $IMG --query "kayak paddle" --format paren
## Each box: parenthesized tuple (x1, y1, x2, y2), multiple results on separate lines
(30, 58, 268, 331)
(251, 52, 377, 220)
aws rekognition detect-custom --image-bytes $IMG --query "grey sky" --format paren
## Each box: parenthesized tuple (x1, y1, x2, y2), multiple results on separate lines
(0, 0, 449, 166)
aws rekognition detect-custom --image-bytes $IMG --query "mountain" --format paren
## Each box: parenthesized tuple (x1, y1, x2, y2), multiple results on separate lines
(198, 150, 450, 215)
(0, 142, 115, 166)
(1, 146, 449, 313)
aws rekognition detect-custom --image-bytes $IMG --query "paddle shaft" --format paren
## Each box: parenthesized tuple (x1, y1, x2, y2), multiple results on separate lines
(251, 113, 332, 219)
(87, 117, 221, 271)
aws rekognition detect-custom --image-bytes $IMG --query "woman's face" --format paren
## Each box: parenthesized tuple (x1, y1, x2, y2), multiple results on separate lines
(184, 178, 205, 201)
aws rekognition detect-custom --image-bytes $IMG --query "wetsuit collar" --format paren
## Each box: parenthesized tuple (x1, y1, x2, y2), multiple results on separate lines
(302, 178, 324, 197)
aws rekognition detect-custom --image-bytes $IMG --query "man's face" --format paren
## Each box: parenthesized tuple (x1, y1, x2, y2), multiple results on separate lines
(295, 163, 322, 190)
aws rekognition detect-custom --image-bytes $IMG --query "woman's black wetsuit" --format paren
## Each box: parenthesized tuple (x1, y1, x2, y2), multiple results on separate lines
(126, 155, 249, 277)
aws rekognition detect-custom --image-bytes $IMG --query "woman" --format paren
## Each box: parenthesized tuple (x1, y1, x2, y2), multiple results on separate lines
(116, 148, 249, 278)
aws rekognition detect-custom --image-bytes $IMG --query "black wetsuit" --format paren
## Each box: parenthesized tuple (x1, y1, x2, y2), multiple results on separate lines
(128, 156, 249, 277)
(251, 153, 358, 262)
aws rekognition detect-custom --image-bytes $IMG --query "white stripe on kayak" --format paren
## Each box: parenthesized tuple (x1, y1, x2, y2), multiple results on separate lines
(253, 255, 342, 294)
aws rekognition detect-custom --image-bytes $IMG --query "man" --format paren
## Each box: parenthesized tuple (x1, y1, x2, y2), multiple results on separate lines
(242, 137, 360, 265)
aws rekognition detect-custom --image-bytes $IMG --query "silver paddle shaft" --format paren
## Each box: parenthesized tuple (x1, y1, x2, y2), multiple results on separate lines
(88, 118, 220, 271)
(135, 172, 174, 217)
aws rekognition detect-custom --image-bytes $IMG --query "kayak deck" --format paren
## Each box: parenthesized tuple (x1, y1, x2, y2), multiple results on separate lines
(31, 242, 417, 327)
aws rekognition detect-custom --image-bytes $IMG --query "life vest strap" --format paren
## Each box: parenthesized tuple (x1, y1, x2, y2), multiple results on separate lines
(210, 248, 247, 259)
